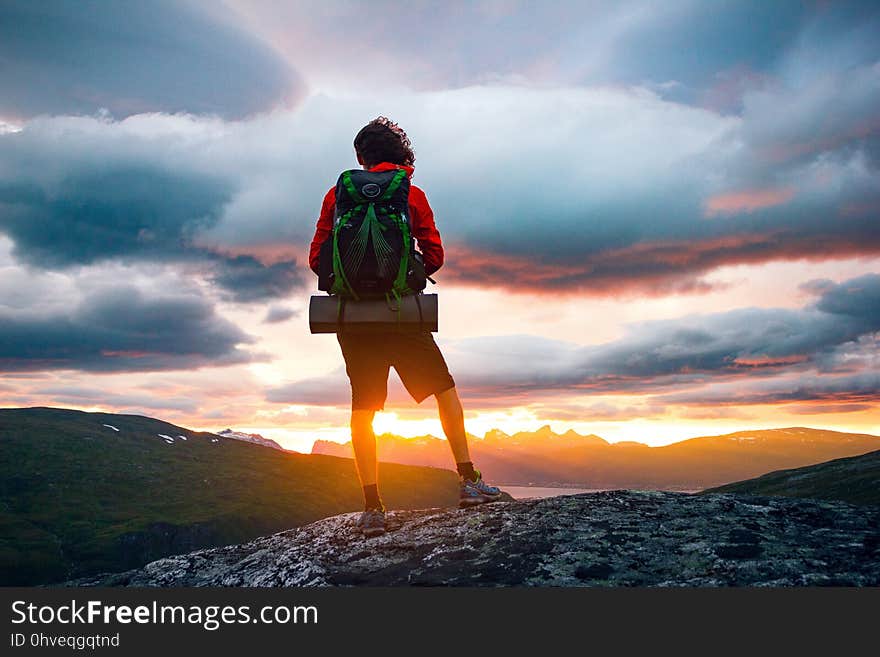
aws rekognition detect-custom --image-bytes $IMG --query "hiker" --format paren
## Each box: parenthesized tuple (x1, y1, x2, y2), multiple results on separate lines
(309, 116, 501, 536)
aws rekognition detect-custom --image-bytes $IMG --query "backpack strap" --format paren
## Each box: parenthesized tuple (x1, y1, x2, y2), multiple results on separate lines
(340, 170, 366, 203)
(380, 169, 407, 200)
(331, 210, 359, 299)
(390, 207, 413, 297)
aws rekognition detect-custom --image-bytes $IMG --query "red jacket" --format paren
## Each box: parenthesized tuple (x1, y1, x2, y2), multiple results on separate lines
(308, 162, 444, 275)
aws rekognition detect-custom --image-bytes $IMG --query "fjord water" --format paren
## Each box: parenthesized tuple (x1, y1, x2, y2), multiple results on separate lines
(503, 486, 607, 499)
(503, 486, 702, 499)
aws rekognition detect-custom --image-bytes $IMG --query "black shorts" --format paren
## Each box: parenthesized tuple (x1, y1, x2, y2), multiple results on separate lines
(337, 331, 455, 411)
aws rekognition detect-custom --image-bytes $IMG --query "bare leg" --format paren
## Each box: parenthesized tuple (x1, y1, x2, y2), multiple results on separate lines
(435, 387, 471, 465)
(350, 409, 378, 487)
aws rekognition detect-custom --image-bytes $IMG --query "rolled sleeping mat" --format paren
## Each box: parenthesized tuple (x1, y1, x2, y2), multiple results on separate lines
(309, 294, 438, 333)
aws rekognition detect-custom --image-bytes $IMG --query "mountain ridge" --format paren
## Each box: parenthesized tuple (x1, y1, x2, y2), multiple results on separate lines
(0, 406, 457, 585)
(702, 448, 880, 506)
(312, 426, 880, 489)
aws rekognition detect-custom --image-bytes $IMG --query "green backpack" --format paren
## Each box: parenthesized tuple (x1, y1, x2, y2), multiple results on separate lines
(318, 168, 426, 301)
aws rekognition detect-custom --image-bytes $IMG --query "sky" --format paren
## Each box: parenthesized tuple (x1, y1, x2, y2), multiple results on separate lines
(1, 0, 878, 452)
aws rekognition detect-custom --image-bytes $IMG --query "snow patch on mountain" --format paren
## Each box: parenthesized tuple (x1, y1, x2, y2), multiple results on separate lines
(216, 429, 285, 451)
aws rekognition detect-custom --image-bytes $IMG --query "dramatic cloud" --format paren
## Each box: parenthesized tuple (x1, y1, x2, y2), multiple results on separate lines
(263, 305, 299, 324)
(2, 3, 877, 303)
(0, 113, 306, 302)
(270, 274, 880, 407)
(209, 254, 303, 303)
(521, 400, 664, 423)
(2, 1, 878, 438)
(788, 404, 874, 415)
(703, 187, 796, 217)
(0, 283, 257, 372)
(0, 0, 301, 120)
(814, 274, 880, 325)
(3, 56, 877, 298)
(0, 162, 230, 267)
(435, 52, 880, 293)
(222, 1, 821, 105)
(655, 372, 880, 407)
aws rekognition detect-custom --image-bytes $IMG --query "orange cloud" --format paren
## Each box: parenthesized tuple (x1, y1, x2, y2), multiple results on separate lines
(100, 350, 158, 358)
(191, 240, 305, 266)
(733, 355, 809, 368)
(442, 232, 779, 295)
(704, 187, 795, 217)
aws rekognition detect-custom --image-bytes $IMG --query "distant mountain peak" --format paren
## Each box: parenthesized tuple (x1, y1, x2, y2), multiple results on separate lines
(484, 429, 510, 441)
(310, 424, 878, 489)
(216, 429, 285, 451)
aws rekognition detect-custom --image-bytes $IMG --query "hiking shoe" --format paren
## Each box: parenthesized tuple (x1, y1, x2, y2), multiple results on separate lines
(459, 471, 502, 508)
(355, 507, 386, 537)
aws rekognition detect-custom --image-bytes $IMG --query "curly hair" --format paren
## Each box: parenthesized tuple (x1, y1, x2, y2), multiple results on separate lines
(353, 116, 416, 167)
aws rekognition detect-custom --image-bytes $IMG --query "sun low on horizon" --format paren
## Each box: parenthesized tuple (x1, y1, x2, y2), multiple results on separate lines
(1, 1, 878, 454)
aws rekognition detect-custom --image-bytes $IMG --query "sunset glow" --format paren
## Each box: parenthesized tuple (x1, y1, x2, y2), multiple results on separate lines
(1, 2, 878, 452)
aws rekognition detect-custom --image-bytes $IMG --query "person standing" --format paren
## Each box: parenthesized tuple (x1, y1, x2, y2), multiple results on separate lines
(309, 117, 502, 537)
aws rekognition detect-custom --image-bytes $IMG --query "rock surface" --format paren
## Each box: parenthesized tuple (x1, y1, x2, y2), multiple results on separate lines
(69, 491, 880, 587)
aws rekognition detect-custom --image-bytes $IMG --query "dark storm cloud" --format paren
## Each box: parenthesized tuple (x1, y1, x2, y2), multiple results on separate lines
(814, 274, 880, 325)
(0, 119, 305, 301)
(404, 32, 880, 295)
(0, 3, 877, 298)
(443, 227, 880, 296)
(0, 165, 231, 267)
(0, 0, 301, 120)
(209, 255, 303, 303)
(0, 285, 257, 372)
(427, 55, 880, 294)
(400, 2, 879, 294)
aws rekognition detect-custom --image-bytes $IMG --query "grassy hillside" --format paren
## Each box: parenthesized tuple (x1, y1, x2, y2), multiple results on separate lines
(0, 407, 458, 586)
(313, 426, 880, 489)
(701, 449, 880, 506)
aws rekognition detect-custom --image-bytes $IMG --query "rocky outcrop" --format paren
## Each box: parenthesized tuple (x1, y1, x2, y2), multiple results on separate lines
(69, 491, 880, 587)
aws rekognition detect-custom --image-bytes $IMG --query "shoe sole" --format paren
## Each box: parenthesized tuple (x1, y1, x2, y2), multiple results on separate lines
(361, 527, 386, 537)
